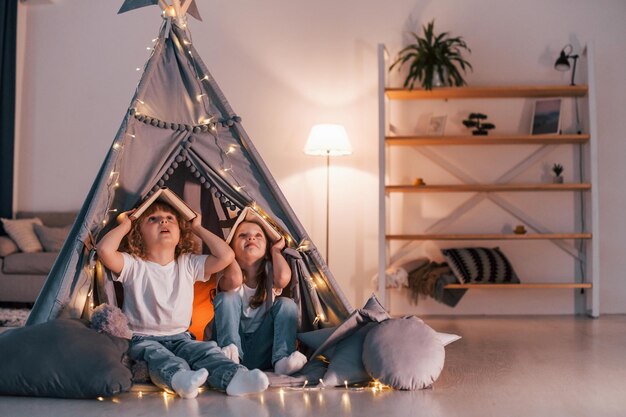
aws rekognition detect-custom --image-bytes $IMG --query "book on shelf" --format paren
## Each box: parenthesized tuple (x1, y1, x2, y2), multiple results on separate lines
(130, 187, 197, 221)
(225, 206, 282, 244)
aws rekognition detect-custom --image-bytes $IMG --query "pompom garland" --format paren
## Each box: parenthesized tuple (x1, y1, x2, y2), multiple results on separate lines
(130, 109, 241, 132)
(90, 303, 133, 340)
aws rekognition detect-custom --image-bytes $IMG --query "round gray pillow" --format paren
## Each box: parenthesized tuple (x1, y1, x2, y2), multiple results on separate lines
(362, 316, 444, 390)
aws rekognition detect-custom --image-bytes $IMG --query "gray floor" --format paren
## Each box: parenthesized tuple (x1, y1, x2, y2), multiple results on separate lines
(2, 316, 625, 417)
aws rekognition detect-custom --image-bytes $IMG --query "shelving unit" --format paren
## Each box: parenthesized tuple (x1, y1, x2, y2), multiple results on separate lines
(377, 44, 600, 316)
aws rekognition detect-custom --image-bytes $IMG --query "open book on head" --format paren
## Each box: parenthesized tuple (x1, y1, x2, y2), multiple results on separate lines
(225, 206, 282, 244)
(129, 187, 197, 221)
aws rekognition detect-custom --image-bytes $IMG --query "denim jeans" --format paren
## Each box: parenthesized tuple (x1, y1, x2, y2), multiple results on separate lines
(212, 292, 299, 370)
(129, 332, 245, 392)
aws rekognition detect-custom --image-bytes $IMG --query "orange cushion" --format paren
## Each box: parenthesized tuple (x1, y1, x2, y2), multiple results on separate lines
(189, 280, 216, 340)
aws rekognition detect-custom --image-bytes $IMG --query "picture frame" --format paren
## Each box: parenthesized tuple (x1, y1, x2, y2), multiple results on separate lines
(427, 115, 447, 136)
(531, 98, 562, 135)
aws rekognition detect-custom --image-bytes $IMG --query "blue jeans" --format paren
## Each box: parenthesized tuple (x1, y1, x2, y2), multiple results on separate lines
(212, 292, 298, 370)
(129, 332, 245, 392)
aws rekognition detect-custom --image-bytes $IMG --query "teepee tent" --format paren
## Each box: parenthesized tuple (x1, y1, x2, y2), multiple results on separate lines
(26, 2, 352, 334)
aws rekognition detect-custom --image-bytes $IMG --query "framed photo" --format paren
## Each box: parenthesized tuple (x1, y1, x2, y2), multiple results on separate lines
(531, 98, 562, 135)
(427, 115, 447, 136)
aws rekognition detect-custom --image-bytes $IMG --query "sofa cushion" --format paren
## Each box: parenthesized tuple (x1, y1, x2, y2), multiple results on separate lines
(0, 218, 43, 253)
(2, 252, 58, 274)
(34, 224, 70, 252)
(0, 236, 19, 257)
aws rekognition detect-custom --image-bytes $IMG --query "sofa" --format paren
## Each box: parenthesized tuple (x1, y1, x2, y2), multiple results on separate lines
(0, 211, 77, 304)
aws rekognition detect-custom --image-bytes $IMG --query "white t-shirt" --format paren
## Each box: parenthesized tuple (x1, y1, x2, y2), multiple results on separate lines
(237, 283, 282, 334)
(114, 252, 208, 336)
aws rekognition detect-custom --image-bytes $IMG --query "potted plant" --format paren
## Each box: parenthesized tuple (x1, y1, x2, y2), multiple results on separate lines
(552, 163, 564, 183)
(389, 20, 473, 90)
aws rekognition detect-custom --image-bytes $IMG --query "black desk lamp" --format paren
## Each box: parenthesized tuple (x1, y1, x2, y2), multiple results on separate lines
(554, 44, 579, 86)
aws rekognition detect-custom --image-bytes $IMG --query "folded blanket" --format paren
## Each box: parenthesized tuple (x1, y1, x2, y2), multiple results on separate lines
(407, 262, 467, 307)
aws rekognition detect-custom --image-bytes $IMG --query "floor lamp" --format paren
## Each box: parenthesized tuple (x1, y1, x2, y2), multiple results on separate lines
(304, 124, 352, 265)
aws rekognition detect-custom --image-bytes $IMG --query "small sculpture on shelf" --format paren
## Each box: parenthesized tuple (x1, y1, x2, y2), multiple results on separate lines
(514, 225, 527, 235)
(413, 177, 426, 186)
(462, 113, 495, 135)
(552, 163, 564, 183)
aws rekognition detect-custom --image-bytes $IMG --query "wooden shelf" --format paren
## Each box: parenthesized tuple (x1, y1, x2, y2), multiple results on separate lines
(444, 283, 592, 289)
(386, 233, 592, 241)
(386, 184, 591, 193)
(385, 134, 590, 146)
(385, 85, 588, 100)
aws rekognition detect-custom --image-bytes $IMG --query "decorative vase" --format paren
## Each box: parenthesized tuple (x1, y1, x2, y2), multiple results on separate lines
(431, 66, 448, 88)
(553, 176, 564, 184)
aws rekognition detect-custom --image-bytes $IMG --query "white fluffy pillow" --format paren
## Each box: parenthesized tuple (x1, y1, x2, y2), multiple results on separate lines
(0, 218, 43, 253)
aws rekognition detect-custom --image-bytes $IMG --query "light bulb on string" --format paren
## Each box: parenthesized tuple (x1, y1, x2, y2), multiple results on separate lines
(164, 5, 176, 17)
(109, 171, 120, 188)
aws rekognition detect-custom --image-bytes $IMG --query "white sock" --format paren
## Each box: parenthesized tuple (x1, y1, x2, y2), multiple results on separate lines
(226, 369, 269, 396)
(171, 368, 208, 399)
(273, 351, 308, 375)
(221, 343, 240, 364)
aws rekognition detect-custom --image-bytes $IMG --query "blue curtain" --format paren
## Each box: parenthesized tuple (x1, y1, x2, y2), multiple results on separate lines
(0, 0, 17, 231)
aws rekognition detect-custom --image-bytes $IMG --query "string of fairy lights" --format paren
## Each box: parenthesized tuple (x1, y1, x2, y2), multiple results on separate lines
(101, 14, 255, 229)
(95, 378, 390, 402)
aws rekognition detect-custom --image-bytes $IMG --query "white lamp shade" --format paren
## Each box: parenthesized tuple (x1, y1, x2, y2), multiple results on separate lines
(304, 124, 352, 156)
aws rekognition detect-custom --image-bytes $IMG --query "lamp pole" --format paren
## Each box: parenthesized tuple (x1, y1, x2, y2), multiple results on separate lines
(304, 124, 352, 267)
(325, 151, 330, 264)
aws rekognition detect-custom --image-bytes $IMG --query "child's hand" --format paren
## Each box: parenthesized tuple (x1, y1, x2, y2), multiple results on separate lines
(191, 211, 202, 231)
(116, 210, 134, 230)
(271, 236, 286, 252)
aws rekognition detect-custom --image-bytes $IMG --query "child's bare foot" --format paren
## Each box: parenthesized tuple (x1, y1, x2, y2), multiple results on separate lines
(274, 351, 308, 375)
(226, 369, 269, 396)
(171, 368, 208, 399)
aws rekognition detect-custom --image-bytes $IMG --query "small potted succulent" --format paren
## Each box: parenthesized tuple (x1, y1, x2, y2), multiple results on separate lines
(389, 20, 473, 90)
(552, 163, 564, 183)
(462, 113, 495, 135)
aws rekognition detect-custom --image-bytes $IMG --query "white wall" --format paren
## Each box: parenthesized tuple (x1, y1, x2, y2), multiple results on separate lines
(15, 0, 626, 313)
